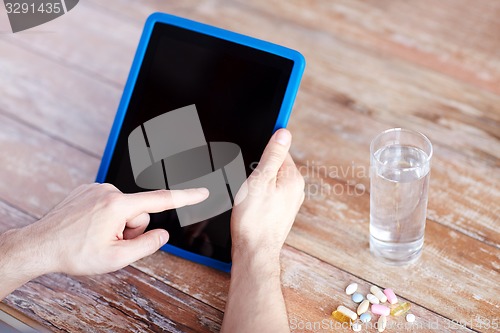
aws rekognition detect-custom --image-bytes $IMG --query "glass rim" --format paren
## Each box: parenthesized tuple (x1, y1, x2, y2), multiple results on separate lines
(370, 128, 433, 171)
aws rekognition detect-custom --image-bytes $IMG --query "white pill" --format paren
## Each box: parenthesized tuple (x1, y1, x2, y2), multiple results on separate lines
(345, 283, 358, 295)
(337, 305, 358, 321)
(367, 293, 380, 304)
(377, 315, 387, 332)
(370, 285, 388, 303)
(406, 313, 416, 322)
(352, 322, 362, 332)
(357, 300, 370, 315)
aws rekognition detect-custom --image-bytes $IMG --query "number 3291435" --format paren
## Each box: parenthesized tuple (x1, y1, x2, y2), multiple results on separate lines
(5, 2, 62, 14)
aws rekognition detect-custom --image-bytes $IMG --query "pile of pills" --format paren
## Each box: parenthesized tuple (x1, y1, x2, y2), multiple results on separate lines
(331, 282, 416, 332)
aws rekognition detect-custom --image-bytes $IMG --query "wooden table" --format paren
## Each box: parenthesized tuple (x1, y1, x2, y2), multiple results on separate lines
(1, 1, 499, 332)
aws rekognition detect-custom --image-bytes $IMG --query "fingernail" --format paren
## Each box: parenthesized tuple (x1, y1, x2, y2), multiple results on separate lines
(275, 129, 291, 146)
(195, 188, 209, 196)
(159, 230, 169, 244)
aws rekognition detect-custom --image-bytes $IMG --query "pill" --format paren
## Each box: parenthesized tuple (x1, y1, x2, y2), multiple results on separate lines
(351, 322, 362, 332)
(357, 300, 370, 315)
(345, 283, 358, 295)
(337, 305, 358, 321)
(377, 315, 387, 332)
(360, 313, 372, 323)
(352, 293, 364, 303)
(406, 313, 416, 322)
(331, 310, 352, 323)
(367, 293, 380, 304)
(383, 288, 398, 304)
(391, 302, 411, 316)
(371, 304, 390, 316)
(370, 286, 388, 303)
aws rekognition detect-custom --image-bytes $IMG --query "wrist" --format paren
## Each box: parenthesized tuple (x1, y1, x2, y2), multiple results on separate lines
(6, 226, 55, 278)
(0, 227, 53, 300)
(231, 245, 282, 276)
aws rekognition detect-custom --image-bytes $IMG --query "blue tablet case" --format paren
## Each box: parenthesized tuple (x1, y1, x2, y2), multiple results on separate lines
(96, 13, 305, 272)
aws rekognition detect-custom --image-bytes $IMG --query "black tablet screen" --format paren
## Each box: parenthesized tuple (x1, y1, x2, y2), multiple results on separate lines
(104, 22, 294, 263)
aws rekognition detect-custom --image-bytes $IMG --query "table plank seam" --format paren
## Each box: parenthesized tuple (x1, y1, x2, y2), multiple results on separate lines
(124, 266, 224, 331)
(0, 35, 124, 90)
(83, 0, 141, 25)
(0, 108, 101, 160)
(229, 0, 500, 96)
(294, 160, 500, 250)
(302, 84, 500, 167)
(127, 266, 226, 316)
(283, 244, 479, 332)
(0, 197, 39, 221)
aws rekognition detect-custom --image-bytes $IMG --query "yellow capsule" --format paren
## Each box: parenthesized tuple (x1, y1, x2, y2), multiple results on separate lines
(390, 302, 411, 316)
(331, 310, 352, 323)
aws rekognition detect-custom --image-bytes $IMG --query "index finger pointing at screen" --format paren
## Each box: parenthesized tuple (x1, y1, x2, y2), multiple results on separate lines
(123, 188, 209, 217)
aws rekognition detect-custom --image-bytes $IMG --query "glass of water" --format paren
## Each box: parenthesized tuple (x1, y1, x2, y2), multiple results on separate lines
(370, 128, 433, 265)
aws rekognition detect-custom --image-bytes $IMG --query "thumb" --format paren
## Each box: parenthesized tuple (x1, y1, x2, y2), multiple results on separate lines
(116, 229, 169, 265)
(254, 129, 292, 181)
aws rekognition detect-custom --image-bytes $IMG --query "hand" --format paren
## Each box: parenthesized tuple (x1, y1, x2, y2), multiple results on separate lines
(230, 129, 305, 262)
(222, 129, 304, 333)
(16, 183, 209, 276)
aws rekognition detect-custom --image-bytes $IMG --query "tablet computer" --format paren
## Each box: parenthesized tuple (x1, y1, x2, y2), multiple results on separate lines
(96, 13, 305, 272)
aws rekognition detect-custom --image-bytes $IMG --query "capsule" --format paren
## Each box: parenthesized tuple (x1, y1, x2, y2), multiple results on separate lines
(370, 285, 388, 303)
(383, 288, 398, 304)
(371, 304, 390, 316)
(357, 300, 370, 315)
(391, 302, 411, 316)
(337, 305, 358, 321)
(331, 310, 352, 323)
(367, 293, 380, 304)
(345, 283, 358, 295)
(377, 315, 387, 332)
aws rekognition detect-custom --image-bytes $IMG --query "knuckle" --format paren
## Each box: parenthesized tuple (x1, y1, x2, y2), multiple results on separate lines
(266, 150, 284, 164)
(100, 183, 118, 191)
(154, 189, 173, 205)
(158, 189, 172, 200)
(102, 192, 123, 210)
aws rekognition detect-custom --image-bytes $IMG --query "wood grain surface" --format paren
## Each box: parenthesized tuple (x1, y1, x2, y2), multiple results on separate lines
(0, 0, 498, 332)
